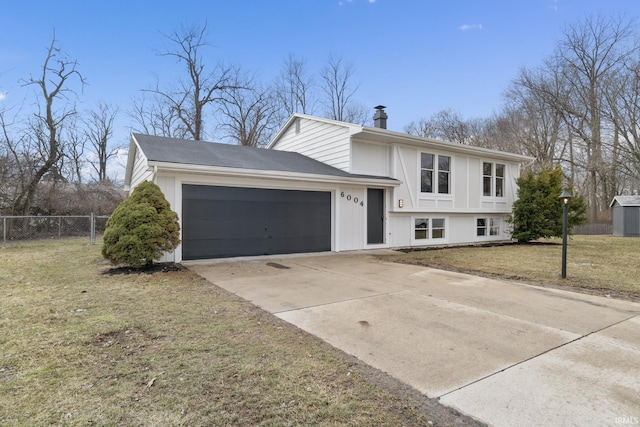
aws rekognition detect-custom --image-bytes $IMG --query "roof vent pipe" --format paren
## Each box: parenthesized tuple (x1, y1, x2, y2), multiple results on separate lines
(373, 105, 388, 129)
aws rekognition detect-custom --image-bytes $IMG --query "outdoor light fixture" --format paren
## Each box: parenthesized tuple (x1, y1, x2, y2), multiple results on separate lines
(398, 199, 404, 208)
(559, 188, 572, 279)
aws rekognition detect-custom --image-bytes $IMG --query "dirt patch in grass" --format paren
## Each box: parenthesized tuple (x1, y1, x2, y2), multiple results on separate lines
(382, 235, 640, 302)
(0, 239, 482, 426)
(102, 263, 186, 275)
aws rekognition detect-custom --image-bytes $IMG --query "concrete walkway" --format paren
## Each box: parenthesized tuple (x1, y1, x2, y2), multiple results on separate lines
(188, 252, 640, 427)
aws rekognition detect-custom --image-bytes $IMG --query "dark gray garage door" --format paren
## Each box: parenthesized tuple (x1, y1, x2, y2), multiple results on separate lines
(182, 185, 331, 259)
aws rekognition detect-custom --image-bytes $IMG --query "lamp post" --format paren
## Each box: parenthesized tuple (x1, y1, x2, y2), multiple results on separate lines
(559, 188, 572, 279)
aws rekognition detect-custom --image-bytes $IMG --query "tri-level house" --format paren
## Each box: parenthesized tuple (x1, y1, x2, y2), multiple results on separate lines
(124, 107, 534, 261)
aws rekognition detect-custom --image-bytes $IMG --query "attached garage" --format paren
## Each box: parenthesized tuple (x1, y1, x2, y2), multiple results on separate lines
(182, 185, 331, 259)
(124, 133, 399, 262)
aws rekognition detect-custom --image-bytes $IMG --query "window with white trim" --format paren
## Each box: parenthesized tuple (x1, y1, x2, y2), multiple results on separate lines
(495, 164, 504, 197)
(415, 218, 428, 240)
(483, 162, 505, 197)
(432, 218, 445, 238)
(414, 217, 446, 240)
(420, 154, 433, 193)
(477, 217, 501, 237)
(477, 218, 487, 236)
(421, 153, 450, 194)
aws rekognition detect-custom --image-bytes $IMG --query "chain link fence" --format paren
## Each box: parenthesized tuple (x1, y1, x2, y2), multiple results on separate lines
(1, 215, 109, 246)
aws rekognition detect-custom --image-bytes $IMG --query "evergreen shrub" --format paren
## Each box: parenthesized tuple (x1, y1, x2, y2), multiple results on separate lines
(102, 181, 180, 267)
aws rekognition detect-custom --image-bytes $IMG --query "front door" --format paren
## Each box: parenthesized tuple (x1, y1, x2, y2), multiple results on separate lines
(367, 188, 384, 244)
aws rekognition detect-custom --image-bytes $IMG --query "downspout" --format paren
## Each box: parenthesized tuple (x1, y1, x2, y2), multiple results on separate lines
(152, 165, 158, 184)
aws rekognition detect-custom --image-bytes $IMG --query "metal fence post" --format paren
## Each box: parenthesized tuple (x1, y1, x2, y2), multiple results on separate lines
(90, 213, 95, 245)
(2, 217, 5, 247)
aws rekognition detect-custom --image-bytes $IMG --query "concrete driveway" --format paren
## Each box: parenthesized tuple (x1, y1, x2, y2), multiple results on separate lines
(187, 252, 640, 427)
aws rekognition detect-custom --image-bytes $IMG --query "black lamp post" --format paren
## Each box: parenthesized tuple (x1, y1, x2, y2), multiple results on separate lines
(559, 188, 572, 279)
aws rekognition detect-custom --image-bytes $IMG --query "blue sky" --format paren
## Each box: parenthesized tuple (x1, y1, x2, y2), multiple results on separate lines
(2, 0, 640, 148)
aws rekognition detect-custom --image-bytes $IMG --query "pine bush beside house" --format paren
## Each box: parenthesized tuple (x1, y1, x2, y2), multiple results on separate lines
(102, 181, 180, 268)
(508, 166, 586, 243)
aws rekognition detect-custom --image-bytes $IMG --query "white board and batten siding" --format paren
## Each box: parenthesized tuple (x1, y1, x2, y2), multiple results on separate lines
(350, 140, 391, 177)
(352, 139, 522, 248)
(335, 186, 366, 251)
(389, 142, 520, 213)
(270, 117, 352, 172)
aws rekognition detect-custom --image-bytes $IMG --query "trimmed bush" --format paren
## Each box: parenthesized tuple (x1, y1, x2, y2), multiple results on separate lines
(102, 181, 180, 268)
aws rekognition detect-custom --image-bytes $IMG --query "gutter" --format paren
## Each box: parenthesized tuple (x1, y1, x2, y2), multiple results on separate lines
(354, 126, 536, 163)
(148, 161, 402, 188)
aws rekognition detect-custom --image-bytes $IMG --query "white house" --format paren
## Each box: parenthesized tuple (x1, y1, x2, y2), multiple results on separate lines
(124, 109, 534, 261)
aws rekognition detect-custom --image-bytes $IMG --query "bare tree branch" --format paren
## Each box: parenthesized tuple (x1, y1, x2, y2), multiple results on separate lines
(11, 31, 85, 214)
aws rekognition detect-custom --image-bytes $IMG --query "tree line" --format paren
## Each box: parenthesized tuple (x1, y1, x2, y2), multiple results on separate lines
(0, 23, 368, 216)
(2, 16, 639, 222)
(406, 15, 640, 222)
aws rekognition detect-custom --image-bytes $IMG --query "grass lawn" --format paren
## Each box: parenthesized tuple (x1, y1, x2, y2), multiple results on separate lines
(0, 239, 475, 426)
(381, 235, 640, 302)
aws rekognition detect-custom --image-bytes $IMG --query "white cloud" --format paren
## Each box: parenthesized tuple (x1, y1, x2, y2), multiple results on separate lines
(0, 92, 6, 101)
(458, 23, 483, 31)
(339, 0, 374, 5)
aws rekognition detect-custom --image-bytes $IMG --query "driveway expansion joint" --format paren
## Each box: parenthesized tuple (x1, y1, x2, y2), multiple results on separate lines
(437, 310, 640, 399)
(272, 289, 412, 315)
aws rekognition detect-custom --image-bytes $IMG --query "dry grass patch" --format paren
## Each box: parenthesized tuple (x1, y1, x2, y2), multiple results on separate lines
(382, 235, 640, 301)
(0, 239, 477, 426)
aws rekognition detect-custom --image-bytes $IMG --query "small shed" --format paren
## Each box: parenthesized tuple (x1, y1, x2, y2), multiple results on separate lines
(610, 196, 640, 237)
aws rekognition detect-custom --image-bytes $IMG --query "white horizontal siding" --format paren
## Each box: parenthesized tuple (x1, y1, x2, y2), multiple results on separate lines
(272, 117, 351, 171)
(129, 149, 152, 191)
(156, 175, 177, 263)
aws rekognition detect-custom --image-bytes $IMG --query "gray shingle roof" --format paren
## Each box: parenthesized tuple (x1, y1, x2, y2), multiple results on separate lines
(133, 134, 397, 182)
(611, 195, 640, 207)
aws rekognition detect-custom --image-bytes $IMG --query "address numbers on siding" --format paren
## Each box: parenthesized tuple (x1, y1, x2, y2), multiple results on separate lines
(340, 191, 364, 207)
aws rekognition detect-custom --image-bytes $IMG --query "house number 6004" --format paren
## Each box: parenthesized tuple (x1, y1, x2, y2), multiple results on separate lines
(340, 192, 364, 206)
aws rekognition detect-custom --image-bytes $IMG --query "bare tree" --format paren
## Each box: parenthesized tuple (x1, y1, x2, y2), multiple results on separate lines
(145, 22, 242, 141)
(319, 54, 368, 124)
(0, 109, 24, 213)
(502, 71, 569, 169)
(605, 60, 640, 185)
(85, 102, 118, 181)
(274, 54, 316, 122)
(64, 118, 86, 184)
(11, 32, 84, 214)
(130, 92, 184, 138)
(506, 15, 639, 221)
(218, 79, 278, 147)
(404, 109, 474, 144)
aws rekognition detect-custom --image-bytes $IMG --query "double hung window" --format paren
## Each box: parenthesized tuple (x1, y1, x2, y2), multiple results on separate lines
(421, 153, 450, 194)
(483, 162, 505, 197)
(414, 218, 446, 240)
(477, 217, 501, 237)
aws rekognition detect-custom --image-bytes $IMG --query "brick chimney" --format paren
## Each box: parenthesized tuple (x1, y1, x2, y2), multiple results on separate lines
(373, 105, 388, 129)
